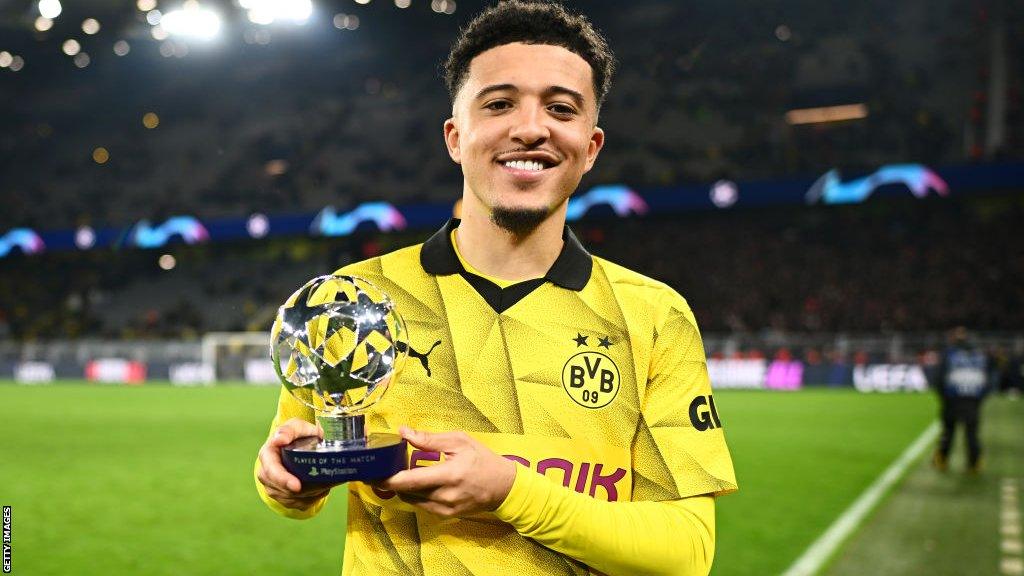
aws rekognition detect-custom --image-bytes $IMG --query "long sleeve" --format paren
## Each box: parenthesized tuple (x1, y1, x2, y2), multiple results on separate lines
(494, 463, 715, 576)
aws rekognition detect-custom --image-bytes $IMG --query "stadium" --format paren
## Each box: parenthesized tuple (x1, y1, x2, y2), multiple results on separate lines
(1, 0, 1022, 574)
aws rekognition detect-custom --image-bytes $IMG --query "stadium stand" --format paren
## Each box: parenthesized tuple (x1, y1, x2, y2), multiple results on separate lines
(2, 0, 1015, 230)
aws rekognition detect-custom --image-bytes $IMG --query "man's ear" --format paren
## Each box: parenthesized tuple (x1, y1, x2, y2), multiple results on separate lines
(444, 117, 461, 164)
(583, 125, 605, 172)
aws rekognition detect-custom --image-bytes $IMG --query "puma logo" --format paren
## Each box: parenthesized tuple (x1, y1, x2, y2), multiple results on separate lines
(397, 340, 442, 377)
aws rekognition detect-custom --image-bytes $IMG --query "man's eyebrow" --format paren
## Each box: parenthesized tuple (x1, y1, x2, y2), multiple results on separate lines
(474, 83, 517, 101)
(544, 86, 585, 108)
(473, 84, 586, 108)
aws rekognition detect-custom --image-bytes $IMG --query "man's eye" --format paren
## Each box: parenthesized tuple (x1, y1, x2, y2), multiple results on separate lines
(484, 100, 511, 111)
(549, 104, 577, 116)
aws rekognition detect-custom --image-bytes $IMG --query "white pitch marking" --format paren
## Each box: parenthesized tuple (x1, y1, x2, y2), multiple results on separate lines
(780, 422, 940, 576)
(1001, 478, 1023, 576)
(1001, 557, 1024, 575)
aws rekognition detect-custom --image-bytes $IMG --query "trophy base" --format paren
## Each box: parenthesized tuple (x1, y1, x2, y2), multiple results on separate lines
(281, 432, 407, 485)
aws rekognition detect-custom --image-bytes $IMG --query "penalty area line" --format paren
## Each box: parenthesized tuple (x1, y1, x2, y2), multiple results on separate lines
(780, 421, 941, 576)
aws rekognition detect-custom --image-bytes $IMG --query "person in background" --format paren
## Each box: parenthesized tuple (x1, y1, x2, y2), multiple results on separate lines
(932, 326, 990, 473)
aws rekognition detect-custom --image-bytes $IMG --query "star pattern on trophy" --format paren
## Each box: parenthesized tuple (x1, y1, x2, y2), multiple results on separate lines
(278, 280, 324, 351)
(272, 274, 408, 414)
(352, 290, 395, 344)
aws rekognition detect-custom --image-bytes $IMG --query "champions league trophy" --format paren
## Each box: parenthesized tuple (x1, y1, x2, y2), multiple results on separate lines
(270, 274, 409, 485)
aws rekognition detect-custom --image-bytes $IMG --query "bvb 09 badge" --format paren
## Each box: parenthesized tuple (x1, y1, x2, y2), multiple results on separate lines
(270, 274, 408, 485)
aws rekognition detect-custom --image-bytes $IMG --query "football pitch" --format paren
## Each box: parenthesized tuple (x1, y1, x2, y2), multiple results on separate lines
(0, 382, 1019, 575)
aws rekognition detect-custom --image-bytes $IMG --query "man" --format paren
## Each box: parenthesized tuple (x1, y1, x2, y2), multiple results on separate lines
(256, 2, 737, 574)
(933, 326, 990, 473)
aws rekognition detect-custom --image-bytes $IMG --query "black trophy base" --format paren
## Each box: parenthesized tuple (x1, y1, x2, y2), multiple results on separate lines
(281, 432, 407, 485)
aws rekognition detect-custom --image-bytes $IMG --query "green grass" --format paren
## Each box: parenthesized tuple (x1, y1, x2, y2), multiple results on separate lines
(0, 382, 347, 576)
(824, 395, 1024, 576)
(712, 389, 935, 576)
(0, 383, 943, 575)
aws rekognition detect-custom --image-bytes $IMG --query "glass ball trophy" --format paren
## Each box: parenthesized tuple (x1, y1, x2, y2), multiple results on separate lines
(270, 274, 408, 485)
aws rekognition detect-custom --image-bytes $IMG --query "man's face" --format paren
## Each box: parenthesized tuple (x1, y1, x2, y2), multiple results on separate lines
(444, 42, 604, 231)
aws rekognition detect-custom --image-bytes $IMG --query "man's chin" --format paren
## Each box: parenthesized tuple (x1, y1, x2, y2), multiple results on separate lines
(490, 206, 551, 235)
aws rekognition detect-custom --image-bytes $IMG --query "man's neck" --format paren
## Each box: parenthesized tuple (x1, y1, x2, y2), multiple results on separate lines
(455, 202, 566, 283)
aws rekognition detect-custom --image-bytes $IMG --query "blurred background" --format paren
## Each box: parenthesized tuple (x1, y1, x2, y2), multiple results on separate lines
(2, 0, 1023, 364)
(0, 0, 1022, 575)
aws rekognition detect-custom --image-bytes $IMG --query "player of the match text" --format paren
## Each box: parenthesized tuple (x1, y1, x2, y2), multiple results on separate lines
(2, 505, 10, 573)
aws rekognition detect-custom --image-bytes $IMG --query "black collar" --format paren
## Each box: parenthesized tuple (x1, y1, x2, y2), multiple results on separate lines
(420, 218, 592, 291)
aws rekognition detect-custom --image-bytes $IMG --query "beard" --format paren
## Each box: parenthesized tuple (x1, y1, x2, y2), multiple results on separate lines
(490, 205, 551, 235)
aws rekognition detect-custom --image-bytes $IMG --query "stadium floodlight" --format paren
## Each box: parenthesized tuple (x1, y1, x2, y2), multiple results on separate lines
(82, 18, 101, 35)
(62, 39, 81, 56)
(240, 0, 313, 25)
(38, 0, 61, 19)
(161, 3, 222, 40)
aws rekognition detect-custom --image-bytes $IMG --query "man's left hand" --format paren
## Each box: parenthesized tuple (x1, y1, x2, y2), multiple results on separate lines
(375, 427, 517, 518)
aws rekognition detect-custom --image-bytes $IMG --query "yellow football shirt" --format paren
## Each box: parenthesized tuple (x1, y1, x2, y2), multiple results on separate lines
(259, 219, 737, 575)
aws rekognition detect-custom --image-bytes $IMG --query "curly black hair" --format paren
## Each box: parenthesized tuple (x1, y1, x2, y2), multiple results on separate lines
(443, 0, 615, 110)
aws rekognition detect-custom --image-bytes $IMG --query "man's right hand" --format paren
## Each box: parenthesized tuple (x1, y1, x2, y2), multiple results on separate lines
(257, 418, 332, 510)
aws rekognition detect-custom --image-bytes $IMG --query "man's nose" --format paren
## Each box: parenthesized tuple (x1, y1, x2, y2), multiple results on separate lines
(509, 105, 550, 146)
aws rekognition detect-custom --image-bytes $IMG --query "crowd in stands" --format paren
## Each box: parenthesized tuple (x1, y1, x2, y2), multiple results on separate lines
(591, 194, 1024, 334)
(2, 0, 1015, 233)
(0, 192, 1020, 344)
(1, 0, 1021, 358)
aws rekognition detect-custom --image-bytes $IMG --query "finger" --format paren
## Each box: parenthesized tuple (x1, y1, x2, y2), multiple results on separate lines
(409, 499, 456, 519)
(266, 489, 316, 510)
(379, 464, 451, 493)
(271, 418, 319, 447)
(258, 445, 303, 493)
(399, 428, 470, 453)
(396, 492, 431, 505)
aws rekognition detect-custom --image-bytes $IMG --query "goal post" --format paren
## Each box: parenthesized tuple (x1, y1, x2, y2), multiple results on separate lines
(200, 332, 278, 385)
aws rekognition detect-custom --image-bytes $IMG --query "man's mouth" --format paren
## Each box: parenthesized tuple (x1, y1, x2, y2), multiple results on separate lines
(501, 159, 549, 172)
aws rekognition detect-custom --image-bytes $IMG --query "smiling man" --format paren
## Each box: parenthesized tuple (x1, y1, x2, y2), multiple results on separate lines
(256, 2, 737, 575)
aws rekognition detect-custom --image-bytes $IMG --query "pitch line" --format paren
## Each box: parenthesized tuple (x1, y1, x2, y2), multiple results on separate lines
(1001, 478, 1023, 575)
(780, 421, 941, 576)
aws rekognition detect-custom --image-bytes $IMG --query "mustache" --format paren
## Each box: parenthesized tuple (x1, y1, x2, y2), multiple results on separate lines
(494, 146, 560, 157)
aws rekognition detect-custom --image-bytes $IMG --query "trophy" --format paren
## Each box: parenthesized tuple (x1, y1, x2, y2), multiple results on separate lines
(270, 274, 408, 485)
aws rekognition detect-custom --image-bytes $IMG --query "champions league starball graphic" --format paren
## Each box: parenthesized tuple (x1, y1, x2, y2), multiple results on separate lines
(270, 274, 409, 484)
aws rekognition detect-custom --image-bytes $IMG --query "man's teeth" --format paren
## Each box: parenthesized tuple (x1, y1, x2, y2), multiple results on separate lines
(504, 160, 545, 171)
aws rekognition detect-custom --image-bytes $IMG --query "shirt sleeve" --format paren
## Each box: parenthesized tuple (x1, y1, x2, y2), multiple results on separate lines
(254, 385, 331, 519)
(494, 464, 716, 576)
(632, 291, 738, 501)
